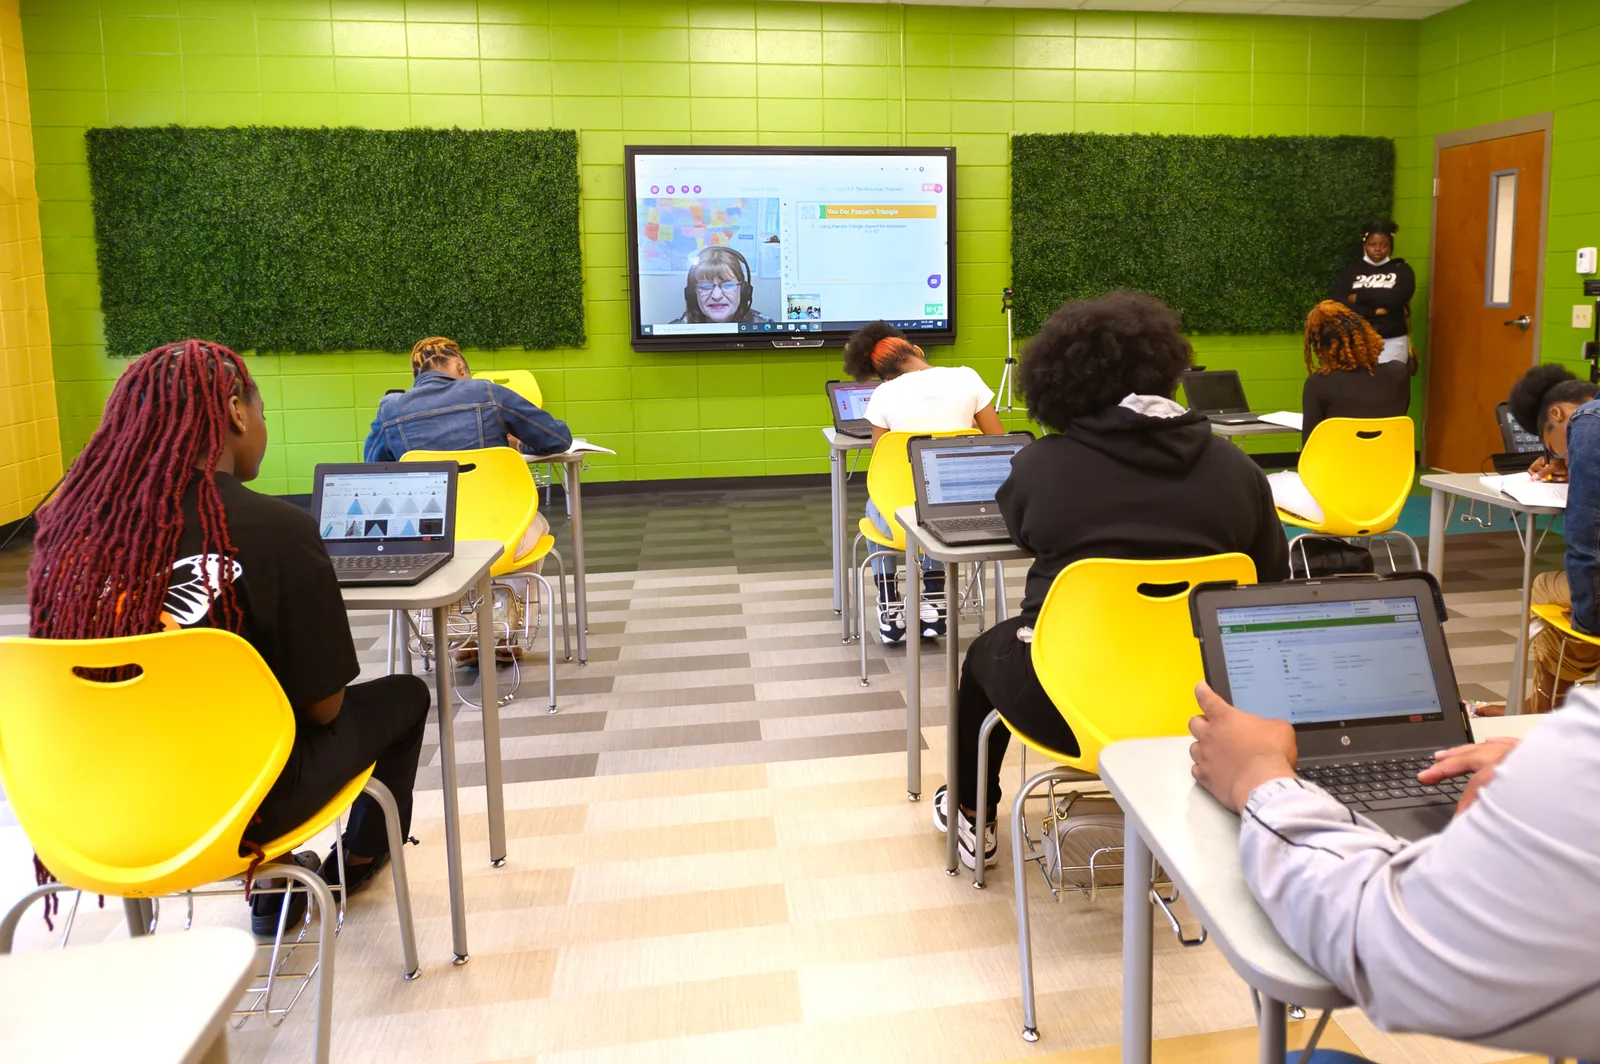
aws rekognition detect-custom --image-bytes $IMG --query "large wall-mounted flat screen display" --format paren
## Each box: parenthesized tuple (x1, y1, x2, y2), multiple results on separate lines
(624, 146, 956, 352)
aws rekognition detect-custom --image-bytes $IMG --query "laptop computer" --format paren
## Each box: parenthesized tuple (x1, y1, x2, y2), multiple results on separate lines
(311, 462, 458, 587)
(909, 432, 1033, 545)
(826, 380, 879, 438)
(1182, 369, 1261, 425)
(1491, 401, 1544, 474)
(1190, 573, 1474, 840)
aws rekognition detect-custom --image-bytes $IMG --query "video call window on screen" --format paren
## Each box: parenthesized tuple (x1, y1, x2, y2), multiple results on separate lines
(625, 147, 956, 352)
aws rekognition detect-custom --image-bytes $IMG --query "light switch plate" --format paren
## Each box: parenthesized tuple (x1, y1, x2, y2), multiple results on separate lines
(1580, 247, 1598, 273)
(1576, 304, 1595, 330)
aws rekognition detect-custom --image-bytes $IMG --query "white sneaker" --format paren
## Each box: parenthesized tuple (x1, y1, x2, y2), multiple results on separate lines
(957, 812, 999, 870)
(933, 785, 949, 833)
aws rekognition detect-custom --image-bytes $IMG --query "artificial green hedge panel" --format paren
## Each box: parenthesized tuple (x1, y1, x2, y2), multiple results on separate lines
(87, 126, 585, 355)
(1011, 133, 1394, 336)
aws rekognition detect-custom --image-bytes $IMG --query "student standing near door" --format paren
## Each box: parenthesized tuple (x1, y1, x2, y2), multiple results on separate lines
(1331, 220, 1416, 373)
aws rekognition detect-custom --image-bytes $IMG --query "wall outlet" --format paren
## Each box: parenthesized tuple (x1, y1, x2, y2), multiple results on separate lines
(1581, 248, 1598, 273)
(1576, 304, 1595, 330)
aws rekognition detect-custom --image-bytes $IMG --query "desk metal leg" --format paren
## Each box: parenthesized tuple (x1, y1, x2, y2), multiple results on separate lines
(906, 535, 922, 801)
(1122, 818, 1154, 1064)
(838, 453, 852, 643)
(568, 463, 588, 665)
(430, 604, 470, 964)
(476, 574, 507, 867)
(945, 559, 962, 876)
(1509, 512, 1538, 714)
(123, 898, 154, 938)
(838, 448, 851, 614)
(1258, 995, 1288, 1064)
(1426, 487, 1446, 579)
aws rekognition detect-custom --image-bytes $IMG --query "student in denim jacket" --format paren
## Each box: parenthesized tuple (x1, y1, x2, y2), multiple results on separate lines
(1502, 364, 1600, 712)
(364, 337, 572, 557)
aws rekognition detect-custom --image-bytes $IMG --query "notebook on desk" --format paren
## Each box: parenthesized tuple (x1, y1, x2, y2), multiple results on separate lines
(1190, 574, 1473, 841)
(311, 462, 458, 587)
(908, 433, 1032, 545)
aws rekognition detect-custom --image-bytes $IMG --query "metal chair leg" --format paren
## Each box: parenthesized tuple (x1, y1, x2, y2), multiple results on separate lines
(974, 709, 1004, 889)
(533, 572, 558, 712)
(361, 778, 421, 980)
(0, 884, 78, 953)
(1013, 766, 1077, 1042)
(550, 548, 571, 662)
(860, 557, 875, 686)
(274, 863, 338, 1064)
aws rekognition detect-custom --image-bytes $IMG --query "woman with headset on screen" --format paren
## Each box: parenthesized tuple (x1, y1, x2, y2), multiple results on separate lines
(669, 247, 772, 325)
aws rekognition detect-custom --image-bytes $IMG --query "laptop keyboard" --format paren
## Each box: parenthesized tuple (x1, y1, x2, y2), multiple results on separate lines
(928, 515, 1009, 534)
(331, 553, 447, 573)
(1297, 757, 1467, 813)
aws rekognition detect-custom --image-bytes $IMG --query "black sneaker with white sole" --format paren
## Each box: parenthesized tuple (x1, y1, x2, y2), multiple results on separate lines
(932, 785, 997, 868)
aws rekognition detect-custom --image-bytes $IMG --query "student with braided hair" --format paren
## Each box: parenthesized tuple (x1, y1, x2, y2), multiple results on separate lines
(29, 340, 430, 935)
(1265, 302, 1411, 524)
(842, 321, 1004, 643)
(1299, 299, 1410, 445)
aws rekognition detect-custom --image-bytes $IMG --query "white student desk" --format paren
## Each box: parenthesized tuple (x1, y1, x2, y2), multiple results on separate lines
(1101, 713, 1544, 1064)
(1420, 472, 1565, 712)
(526, 447, 598, 664)
(0, 926, 255, 1063)
(825, 428, 874, 641)
(341, 539, 504, 965)
(895, 507, 1032, 873)
(1210, 421, 1300, 444)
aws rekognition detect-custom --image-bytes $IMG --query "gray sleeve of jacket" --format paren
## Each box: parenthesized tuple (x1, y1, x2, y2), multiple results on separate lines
(1237, 693, 1600, 1058)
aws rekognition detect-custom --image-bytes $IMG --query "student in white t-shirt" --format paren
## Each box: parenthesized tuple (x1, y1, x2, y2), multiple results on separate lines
(843, 321, 1004, 644)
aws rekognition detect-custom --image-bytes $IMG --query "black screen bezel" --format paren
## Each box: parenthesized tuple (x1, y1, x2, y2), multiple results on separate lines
(624, 145, 958, 353)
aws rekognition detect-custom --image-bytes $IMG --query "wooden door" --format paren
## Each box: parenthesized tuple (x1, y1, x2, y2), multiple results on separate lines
(1426, 130, 1546, 471)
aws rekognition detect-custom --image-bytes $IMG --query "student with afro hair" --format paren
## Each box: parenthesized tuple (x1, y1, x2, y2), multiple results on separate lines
(933, 291, 1289, 869)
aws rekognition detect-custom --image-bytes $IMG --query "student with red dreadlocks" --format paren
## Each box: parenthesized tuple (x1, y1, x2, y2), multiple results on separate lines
(29, 340, 431, 936)
(842, 321, 1005, 644)
(1267, 301, 1412, 526)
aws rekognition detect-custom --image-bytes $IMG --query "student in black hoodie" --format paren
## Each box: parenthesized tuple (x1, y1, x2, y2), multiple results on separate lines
(933, 291, 1291, 869)
(1331, 220, 1416, 373)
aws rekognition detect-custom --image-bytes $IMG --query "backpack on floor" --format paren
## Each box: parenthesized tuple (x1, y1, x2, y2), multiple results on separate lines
(1289, 536, 1375, 580)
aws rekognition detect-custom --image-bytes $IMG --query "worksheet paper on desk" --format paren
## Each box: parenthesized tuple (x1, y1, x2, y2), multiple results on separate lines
(1257, 411, 1303, 431)
(1479, 474, 1568, 508)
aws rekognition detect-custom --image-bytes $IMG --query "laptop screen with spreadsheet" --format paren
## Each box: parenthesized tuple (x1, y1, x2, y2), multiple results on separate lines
(917, 440, 1025, 506)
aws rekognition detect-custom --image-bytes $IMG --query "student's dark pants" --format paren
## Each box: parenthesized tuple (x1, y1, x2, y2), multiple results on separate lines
(956, 616, 1079, 822)
(246, 674, 431, 858)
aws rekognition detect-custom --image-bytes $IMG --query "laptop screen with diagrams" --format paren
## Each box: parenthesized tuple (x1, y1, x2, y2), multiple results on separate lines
(315, 467, 453, 549)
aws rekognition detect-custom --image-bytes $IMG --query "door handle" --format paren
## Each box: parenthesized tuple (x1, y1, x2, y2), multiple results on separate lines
(1504, 315, 1532, 329)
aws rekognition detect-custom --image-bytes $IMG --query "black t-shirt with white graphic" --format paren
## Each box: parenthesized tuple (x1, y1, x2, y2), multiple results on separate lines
(164, 473, 359, 717)
(1330, 257, 1416, 340)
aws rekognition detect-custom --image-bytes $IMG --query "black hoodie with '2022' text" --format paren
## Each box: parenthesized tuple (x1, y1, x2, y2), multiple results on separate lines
(997, 404, 1291, 623)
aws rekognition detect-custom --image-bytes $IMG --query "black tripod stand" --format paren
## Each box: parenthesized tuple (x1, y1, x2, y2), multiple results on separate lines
(0, 473, 64, 553)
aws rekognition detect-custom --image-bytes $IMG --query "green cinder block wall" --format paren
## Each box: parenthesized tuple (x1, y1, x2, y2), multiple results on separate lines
(21, 1, 1425, 493)
(1418, 0, 1600, 379)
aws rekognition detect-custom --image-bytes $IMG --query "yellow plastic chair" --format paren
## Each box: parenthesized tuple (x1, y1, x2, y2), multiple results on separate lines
(0, 629, 422, 1064)
(851, 428, 980, 682)
(472, 369, 542, 408)
(402, 446, 569, 711)
(1530, 604, 1600, 704)
(1279, 416, 1419, 575)
(980, 554, 1257, 1041)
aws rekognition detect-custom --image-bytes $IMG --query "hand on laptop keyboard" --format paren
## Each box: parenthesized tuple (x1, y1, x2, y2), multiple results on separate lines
(1298, 757, 1468, 813)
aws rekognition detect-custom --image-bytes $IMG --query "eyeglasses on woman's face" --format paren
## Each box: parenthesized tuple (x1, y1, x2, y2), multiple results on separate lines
(695, 281, 742, 296)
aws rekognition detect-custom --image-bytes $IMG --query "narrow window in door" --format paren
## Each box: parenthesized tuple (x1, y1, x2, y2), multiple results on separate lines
(1485, 169, 1518, 307)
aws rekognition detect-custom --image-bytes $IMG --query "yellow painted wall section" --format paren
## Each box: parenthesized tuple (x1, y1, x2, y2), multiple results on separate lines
(0, 0, 55, 526)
